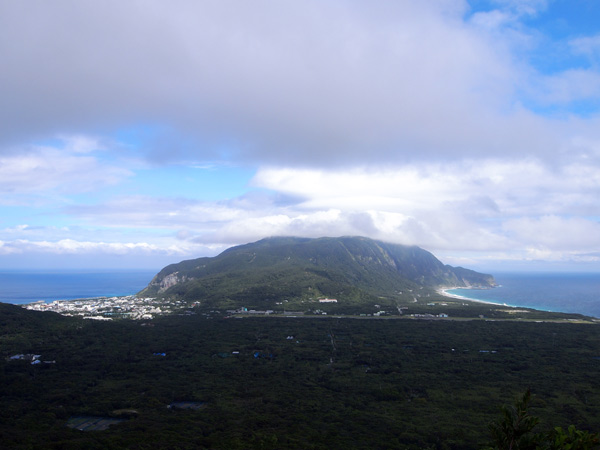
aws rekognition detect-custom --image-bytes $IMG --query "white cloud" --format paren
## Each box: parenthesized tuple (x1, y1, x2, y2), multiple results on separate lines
(0, 237, 214, 270)
(246, 161, 600, 261)
(491, 0, 548, 17)
(58, 134, 106, 154)
(503, 215, 600, 250)
(252, 159, 600, 218)
(0, 137, 131, 199)
(38, 157, 596, 268)
(570, 34, 600, 61)
(2, 155, 600, 268)
(0, 239, 180, 255)
(533, 70, 600, 105)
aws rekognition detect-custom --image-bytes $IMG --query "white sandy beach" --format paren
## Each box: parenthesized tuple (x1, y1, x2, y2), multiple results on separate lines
(437, 288, 505, 307)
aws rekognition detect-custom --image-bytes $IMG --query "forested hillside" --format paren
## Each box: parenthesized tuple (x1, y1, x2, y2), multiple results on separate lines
(139, 236, 496, 310)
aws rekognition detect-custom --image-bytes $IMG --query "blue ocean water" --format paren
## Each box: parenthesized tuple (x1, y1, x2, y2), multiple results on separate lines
(447, 272, 600, 318)
(0, 270, 157, 305)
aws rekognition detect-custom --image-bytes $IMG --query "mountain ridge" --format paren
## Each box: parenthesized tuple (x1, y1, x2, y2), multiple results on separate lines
(139, 236, 495, 311)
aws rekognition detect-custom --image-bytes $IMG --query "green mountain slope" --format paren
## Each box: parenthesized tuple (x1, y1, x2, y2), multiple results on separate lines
(139, 236, 495, 310)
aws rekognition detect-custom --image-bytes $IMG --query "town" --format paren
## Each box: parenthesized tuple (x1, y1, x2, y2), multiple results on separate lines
(23, 296, 455, 321)
(23, 295, 180, 320)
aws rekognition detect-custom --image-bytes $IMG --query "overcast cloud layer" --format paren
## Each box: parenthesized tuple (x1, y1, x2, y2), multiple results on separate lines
(1, 0, 600, 270)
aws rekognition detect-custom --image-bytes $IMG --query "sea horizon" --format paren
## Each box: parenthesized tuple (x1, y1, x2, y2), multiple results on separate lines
(0, 269, 157, 305)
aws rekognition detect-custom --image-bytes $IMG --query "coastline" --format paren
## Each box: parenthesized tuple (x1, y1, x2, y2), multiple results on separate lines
(437, 286, 566, 316)
(437, 287, 505, 307)
(0, 270, 155, 305)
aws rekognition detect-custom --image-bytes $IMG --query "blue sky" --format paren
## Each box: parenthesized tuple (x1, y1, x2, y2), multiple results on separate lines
(1, 0, 600, 272)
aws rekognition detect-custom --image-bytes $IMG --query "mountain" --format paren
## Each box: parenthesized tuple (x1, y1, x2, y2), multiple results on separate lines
(139, 236, 495, 310)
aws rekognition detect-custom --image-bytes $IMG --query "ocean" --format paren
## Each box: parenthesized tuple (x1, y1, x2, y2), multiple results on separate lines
(447, 272, 600, 318)
(0, 270, 157, 305)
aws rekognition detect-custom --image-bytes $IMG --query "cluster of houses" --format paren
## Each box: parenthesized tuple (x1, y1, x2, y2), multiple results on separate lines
(23, 296, 178, 320)
(7, 354, 55, 365)
(412, 313, 449, 319)
(21, 294, 453, 321)
(226, 307, 275, 315)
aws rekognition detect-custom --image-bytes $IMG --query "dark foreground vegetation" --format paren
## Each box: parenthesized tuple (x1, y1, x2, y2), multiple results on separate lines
(1, 303, 599, 449)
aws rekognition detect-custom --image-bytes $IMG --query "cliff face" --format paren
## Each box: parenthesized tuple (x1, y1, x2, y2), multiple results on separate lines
(153, 272, 187, 293)
(139, 236, 496, 305)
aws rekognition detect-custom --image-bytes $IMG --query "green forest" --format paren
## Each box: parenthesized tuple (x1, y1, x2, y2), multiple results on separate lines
(1, 302, 599, 449)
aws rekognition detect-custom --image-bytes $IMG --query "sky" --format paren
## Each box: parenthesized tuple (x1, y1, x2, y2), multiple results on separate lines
(1, 0, 600, 272)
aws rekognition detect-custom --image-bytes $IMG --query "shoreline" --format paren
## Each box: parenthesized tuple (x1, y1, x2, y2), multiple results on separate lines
(437, 287, 571, 317)
(3, 295, 133, 306)
(437, 287, 506, 307)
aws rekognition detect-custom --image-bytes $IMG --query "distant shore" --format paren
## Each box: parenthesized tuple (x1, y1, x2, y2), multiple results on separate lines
(0, 270, 155, 305)
(437, 287, 505, 307)
(437, 287, 570, 317)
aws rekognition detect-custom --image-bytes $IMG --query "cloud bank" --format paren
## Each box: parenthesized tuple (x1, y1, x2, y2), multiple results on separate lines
(3, 0, 600, 165)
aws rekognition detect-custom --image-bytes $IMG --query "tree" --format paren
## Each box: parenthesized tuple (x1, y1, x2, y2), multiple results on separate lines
(489, 389, 539, 450)
(488, 390, 600, 450)
(542, 425, 600, 450)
